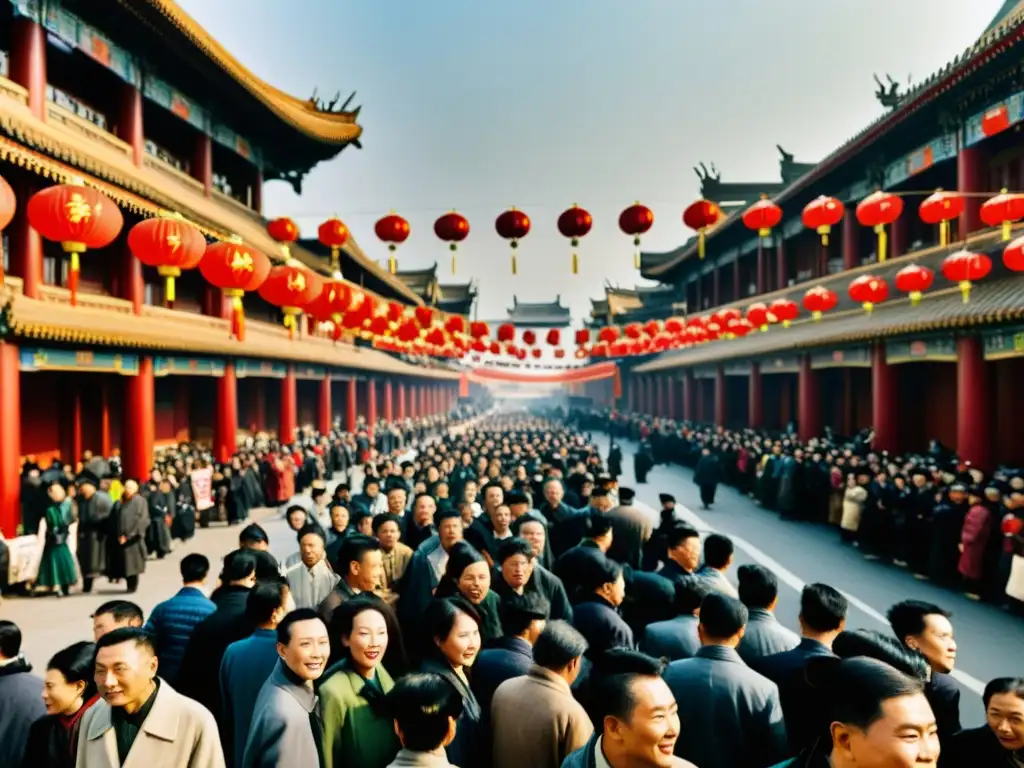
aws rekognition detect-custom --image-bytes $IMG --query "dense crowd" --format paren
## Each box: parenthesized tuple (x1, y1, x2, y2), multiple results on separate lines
(0, 408, 1021, 767)
(581, 409, 1024, 610)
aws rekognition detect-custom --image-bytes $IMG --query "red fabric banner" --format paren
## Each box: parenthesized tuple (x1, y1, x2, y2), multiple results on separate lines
(466, 362, 621, 396)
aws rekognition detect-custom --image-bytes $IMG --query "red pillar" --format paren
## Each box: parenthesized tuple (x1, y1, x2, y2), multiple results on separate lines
(10, 16, 46, 120)
(798, 355, 821, 443)
(318, 377, 331, 435)
(346, 378, 357, 433)
(776, 236, 787, 290)
(100, 379, 111, 458)
(71, 389, 82, 462)
(957, 335, 992, 469)
(173, 378, 190, 443)
(407, 383, 416, 418)
(890, 213, 908, 261)
(9, 179, 43, 298)
(253, 380, 266, 432)
(215, 363, 238, 464)
(749, 362, 763, 429)
(958, 144, 985, 237)
(367, 379, 378, 432)
(123, 356, 154, 482)
(397, 382, 407, 420)
(871, 344, 897, 453)
(695, 378, 705, 422)
(842, 210, 858, 271)
(193, 134, 213, 197)
(665, 377, 677, 420)
(715, 365, 727, 427)
(419, 384, 428, 416)
(280, 367, 297, 444)
(384, 380, 394, 422)
(0, 343, 20, 536)
(121, 239, 144, 315)
(116, 83, 144, 167)
(682, 371, 694, 421)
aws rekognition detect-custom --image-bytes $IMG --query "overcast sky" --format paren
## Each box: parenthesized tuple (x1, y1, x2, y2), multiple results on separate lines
(179, 0, 1003, 321)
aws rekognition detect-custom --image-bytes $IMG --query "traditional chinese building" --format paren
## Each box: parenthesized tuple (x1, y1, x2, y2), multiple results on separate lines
(627, 3, 1024, 472)
(505, 295, 572, 328)
(0, 0, 458, 535)
(390, 263, 477, 316)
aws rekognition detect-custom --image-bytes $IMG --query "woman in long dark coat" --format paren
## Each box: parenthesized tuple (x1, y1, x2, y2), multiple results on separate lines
(106, 480, 149, 593)
(35, 482, 78, 596)
(142, 472, 173, 558)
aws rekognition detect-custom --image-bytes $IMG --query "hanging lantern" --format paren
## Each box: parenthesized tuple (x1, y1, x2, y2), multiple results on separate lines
(444, 315, 467, 336)
(643, 319, 662, 338)
(742, 194, 782, 238)
(624, 323, 643, 340)
(434, 210, 470, 274)
(980, 189, 1024, 241)
(469, 321, 490, 339)
(522, 330, 537, 346)
(801, 287, 837, 321)
(375, 212, 410, 273)
(489, 341, 501, 355)
(557, 204, 593, 275)
(27, 181, 123, 306)
(497, 323, 516, 343)
(575, 328, 590, 346)
(127, 215, 207, 307)
(415, 306, 435, 329)
(0, 174, 15, 244)
(386, 301, 404, 324)
(856, 190, 904, 263)
(546, 328, 560, 346)
(396, 319, 421, 343)
(267, 216, 300, 251)
(258, 260, 323, 338)
(598, 326, 619, 344)
(554, 348, 566, 359)
(199, 241, 271, 341)
(317, 217, 349, 276)
(746, 302, 774, 331)
(941, 250, 991, 303)
(848, 274, 889, 314)
(893, 264, 934, 306)
(727, 318, 754, 338)
(575, 347, 589, 359)
(531, 348, 542, 359)
(683, 199, 722, 259)
(801, 196, 845, 246)
(305, 280, 353, 328)
(918, 190, 963, 247)
(495, 207, 531, 275)
(664, 318, 684, 335)
(619, 202, 654, 269)
(1004, 234, 1024, 272)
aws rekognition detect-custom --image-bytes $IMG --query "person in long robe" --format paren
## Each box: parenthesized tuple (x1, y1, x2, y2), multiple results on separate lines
(142, 470, 174, 558)
(693, 447, 723, 510)
(106, 479, 149, 593)
(74, 469, 112, 593)
(35, 482, 78, 596)
(633, 440, 654, 484)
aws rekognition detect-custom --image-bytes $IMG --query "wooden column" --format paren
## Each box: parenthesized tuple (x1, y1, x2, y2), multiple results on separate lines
(9, 16, 46, 120)
(100, 379, 111, 458)
(123, 356, 155, 482)
(958, 144, 986, 237)
(0, 343, 21, 536)
(797, 355, 821, 443)
(871, 344, 897, 453)
(318, 376, 331, 435)
(193, 134, 213, 197)
(384, 380, 394, 422)
(715, 365, 727, 427)
(280, 366, 297, 444)
(367, 379, 378, 436)
(9, 179, 43, 298)
(397, 382, 407, 420)
(957, 335, 991, 469)
(121, 239, 144, 315)
(215, 362, 238, 464)
(842, 211, 858, 271)
(682, 370, 694, 421)
(346, 378, 357, 433)
(116, 83, 144, 167)
(749, 362, 763, 429)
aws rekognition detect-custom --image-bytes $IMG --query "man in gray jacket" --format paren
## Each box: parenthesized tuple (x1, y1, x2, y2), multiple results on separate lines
(735, 564, 799, 663)
(243, 609, 329, 768)
(664, 593, 788, 768)
(641, 577, 711, 661)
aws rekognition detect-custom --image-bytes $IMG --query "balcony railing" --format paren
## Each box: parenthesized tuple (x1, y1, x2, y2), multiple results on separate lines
(0, 75, 27, 107)
(45, 101, 131, 159)
(38, 284, 134, 313)
(142, 153, 204, 195)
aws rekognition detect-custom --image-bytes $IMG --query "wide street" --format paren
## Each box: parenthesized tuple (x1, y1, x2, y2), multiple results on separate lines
(597, 433, 1023, 727)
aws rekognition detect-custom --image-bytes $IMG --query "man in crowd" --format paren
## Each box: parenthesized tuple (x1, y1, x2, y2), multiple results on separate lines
(0, 620, 46, 767)
(92, 600, 144, 640)
(144, 553, 217, 685)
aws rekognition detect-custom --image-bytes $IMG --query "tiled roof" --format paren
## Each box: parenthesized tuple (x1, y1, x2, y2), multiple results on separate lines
(438, 282, 476, 301)
(507, 296, 571, 318)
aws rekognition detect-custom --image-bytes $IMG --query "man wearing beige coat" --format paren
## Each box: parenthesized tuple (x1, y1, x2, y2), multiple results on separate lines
(77, 627, 225, 768)
(490, 621, 593, 768)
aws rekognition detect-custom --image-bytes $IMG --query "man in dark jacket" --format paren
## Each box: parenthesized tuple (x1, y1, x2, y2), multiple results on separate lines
(554, 510, 613, 604)
(571, 556, 633, 657)
(74, 469, 112, 593)
(641, 577, 711, 661)
(144, 553, 217, 686)
(693, 447, 723, 509)
(605, 487, 652, 570)
(472, 595, 549, 716)
(0, 620, 46, 767)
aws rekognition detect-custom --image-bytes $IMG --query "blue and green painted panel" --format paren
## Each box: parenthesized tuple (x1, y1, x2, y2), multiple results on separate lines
(19, 347, 139, 374)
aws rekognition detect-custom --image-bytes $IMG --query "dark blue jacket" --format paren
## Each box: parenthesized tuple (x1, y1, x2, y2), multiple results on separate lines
(641, 614, 701, 661)
(145, 585, 217, 685)
(471, 636, 533, 716)
(571, 596, 634, 657)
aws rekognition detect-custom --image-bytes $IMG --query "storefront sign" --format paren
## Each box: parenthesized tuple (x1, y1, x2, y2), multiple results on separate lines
(19, 347, 139, 374)
(983, 326, 1024, 358)
(723, 361, 752, 376)
(235, 358, 288, 378)
(153, 357, 226, 377)
(885, 337, 957, 363)
(763, 357, 800, 373)
(883, 134, 957, 188)
(810, 347, 870, 368)
(964, 91, 1024, 147)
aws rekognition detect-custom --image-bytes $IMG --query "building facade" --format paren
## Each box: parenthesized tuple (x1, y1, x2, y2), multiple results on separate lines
(0, 0, 458, 535)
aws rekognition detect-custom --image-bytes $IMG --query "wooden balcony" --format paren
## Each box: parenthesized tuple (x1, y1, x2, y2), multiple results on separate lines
(38, 284, 134, 314)
(45, 102, 132, 159)
(213, 188, 260, 221)
(143, 154, 204, 196)
(0, 76, 27, 107)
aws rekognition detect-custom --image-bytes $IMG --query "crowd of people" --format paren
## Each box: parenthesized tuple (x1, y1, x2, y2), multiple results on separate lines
(0, 407, 1021, 767)
(585, 409, 1024, 611)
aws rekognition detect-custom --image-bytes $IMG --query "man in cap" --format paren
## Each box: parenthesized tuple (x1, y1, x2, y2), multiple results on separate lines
(76, 467, 113, 593)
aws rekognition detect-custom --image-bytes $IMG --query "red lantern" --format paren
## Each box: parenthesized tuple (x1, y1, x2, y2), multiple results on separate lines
(619, 202, 654, 269)
(982, 104, 1010, 137)
(802, 196, 845, 246)
(368, 315, 391, 338)
(489, 341, 501, 355)
(575, 328, 590, 346)
(444, 315, 467, 336)
(522, 330, 537, 346)
(127, 216, 207, 307)
(495, 208, 531, 274)
(942, 250, 991, 303)
(317, 217, 349, 275)
(258, 261, 324, 338)
(554, 348, 566, 359)
(469, 321, 489, 339)
(497, 323, 515, 343)
(575, 347, 589, 359)
(267, 216, 299, 246)
(375, 213, 410, 273)
(856, 191, 904, 263)
(546, 328, 560, 346)
(386, 301, 404, 324)
(1004, 235, 1024, 272)
(199, 241, 271, 341)
(801, 287, 837, 321)
(980, 189, 1024, 241)
(683, 199, 722, 259)
(0, 175, 15, 242)
(598, 326, 619, 344)
(415, 306, 434, 329)
(746, 302, 772, 331)
(557, 204, 593, 274)
(305, 279, 353, 326)
(396, 319, 421, 343)
(742, 195, 782, 238)
(894, 264, 934, 305)
(727, 318, 754, 338)
(435, 211, 470, 274)
(665, 318, 684, 335)
(918, 190, 963, 247)
(27, 182, 124, 306)
(624, 323, 643, 340)
(643, 320, 662, 338)
(531, 348, 542, 359)
(591, 343, 608, 358)
(1003, 515, 1023, 536)
(848, 274, 889, 314)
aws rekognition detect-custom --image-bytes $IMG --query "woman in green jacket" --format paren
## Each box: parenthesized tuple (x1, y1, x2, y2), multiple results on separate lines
(320, 594, 402, 768)
(35, 482, 78, 596)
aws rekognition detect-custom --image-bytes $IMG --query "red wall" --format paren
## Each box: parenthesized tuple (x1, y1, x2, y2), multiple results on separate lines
(20, 372, 124, 463)
(297, 380, 318, 428)
(896, 362, 957, 454)
(994, 357, 1024, 467)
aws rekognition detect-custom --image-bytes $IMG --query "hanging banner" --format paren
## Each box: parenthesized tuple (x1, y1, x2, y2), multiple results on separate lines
(964, 91, 1024, 147)
(467, 361, 622, 398)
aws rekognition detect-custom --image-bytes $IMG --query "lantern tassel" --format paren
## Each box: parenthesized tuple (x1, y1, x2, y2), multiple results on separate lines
(939, 220, 949, 247)
(812, 311, 822, 322)
(451, 252, 457, 275)
(231, 294, 246, 342)
(388, 243, 397, 274)
(511, 252, 517, 275)
(571, 252, 578, 275)
(331, 246, 340, 275)
(875, 224, 887, 263)
(69, 251, 80, 307)
(698, 231, 706, 259)
(165, 276, 176, 308)
(782, 320, 791, 329)
(863, 302, 874, 315)
(959, 280, 972, 304)
(1003, 220, 1012, 241)
(910, 291, 922, 307)
(633, 250, 641, 270)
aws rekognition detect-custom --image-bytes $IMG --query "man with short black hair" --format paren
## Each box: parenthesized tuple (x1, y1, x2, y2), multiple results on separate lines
(664, 593, 787, 768)
(144, 553, 216, 685)
(472, 594, 549, 715)
(285, 525, 339, 609)
(239, 523, 270, 551)
(554, 511, 614, 603)
(698, 533, 738, 598)
(563, 649, 693, 767)
(0, 619, 46, 767)
(491, 620, 593, 768)
(318, 534, 384, 622)
(735, 563, 799, 663)
(92, 599, 145, 640)
(660, 526, 702, 589)
(79, 627, 225, 767)
(642, 578, 711, 661)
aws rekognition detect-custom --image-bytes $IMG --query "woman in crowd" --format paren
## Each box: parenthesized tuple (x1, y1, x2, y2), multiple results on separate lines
(320, 595, 402, 768)
(22, 641, 99, 768)
(946, 677, 1024, 766)
(35, 482, 77, 597)
(384, 673, 464, 768)
(435, 542, 503, 644)
(418, 597, 482, 767)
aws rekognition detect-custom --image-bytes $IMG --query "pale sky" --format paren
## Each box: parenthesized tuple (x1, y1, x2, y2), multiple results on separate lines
(179, 0, 1004, 321)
